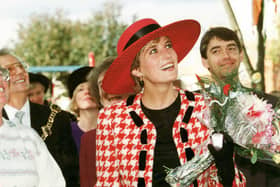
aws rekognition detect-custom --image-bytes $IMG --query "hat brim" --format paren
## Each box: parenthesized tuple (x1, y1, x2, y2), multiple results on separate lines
(102, 19, 201, 95)
(67, 66, 93, 98)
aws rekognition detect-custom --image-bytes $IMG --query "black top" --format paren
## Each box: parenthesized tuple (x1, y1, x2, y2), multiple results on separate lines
(141, 93, 181, 187)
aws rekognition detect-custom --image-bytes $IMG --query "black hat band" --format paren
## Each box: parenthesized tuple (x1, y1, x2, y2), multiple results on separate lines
(123, 24, 160, 51)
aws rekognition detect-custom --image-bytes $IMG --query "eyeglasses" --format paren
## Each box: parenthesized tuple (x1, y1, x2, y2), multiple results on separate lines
(3, 61, 29, 75)
(0, 67, 10, 82)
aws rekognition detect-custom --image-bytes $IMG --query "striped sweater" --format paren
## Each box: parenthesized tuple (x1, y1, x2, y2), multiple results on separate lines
(0, 118, 65, 187)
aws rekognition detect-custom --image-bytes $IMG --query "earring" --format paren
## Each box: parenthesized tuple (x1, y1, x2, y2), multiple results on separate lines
(139, 76, 144, 87)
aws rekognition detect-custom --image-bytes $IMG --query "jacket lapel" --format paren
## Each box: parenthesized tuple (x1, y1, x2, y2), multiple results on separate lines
(29, 102, 44, 132)
(2, 108, 9, 120)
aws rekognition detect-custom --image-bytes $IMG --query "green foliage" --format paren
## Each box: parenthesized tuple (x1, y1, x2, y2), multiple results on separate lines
(235, 145, 273, 165)
(12, 1, 128, 67)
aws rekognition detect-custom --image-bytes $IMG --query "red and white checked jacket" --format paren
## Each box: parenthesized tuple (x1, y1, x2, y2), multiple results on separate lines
(96, 89, 246, 187)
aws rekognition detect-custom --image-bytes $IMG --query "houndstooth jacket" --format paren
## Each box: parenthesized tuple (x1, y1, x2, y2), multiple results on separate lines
(96, 89, 246, 187)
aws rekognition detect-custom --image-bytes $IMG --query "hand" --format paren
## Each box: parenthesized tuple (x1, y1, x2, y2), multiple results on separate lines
(208, 132, 235, 187)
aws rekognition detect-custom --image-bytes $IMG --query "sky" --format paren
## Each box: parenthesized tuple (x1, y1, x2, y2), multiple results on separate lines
(0, 0, 278, 90)
(0, 0, 252, 47)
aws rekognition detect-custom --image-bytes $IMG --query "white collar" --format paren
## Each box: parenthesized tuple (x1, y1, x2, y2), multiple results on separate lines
(4, 100, 31, 127)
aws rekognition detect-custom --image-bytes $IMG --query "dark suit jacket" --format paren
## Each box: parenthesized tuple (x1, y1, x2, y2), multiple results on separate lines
(79, 129, 97, 187)
(3, 102, 79, 187)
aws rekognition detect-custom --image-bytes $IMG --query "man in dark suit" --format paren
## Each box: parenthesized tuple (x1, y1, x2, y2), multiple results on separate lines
(0, 48, 79, 187)
(199, 27, 280, 187)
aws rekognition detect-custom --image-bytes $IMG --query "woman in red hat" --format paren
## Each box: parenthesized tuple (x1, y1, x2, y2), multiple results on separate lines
(96, 18, 246, 186)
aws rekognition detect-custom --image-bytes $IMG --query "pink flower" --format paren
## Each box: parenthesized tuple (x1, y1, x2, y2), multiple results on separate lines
(247, 105, 263, 118)
(252, 131, 266, 144)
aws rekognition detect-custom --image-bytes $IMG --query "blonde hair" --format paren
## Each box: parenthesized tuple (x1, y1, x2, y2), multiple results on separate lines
(87, 57, 115, 108)
(69, 86, 80, 116)
(131, 51, 143, 88)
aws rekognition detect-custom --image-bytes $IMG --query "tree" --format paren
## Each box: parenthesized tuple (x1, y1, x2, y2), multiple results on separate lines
(12, 1, 128, 67)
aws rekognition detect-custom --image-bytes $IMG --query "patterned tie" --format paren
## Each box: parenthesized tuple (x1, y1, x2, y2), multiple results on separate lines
(15, 111, 25, 125)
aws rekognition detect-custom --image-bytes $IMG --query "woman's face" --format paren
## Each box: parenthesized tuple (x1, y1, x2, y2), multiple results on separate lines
(132, 36, 178, 88)
(28, 83, 45, 105)
(98, 71, 128, 107)
(75, 82, 98, 110)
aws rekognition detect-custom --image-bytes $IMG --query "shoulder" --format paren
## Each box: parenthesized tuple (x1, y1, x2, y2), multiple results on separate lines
(45, 103, 76, 122)
(56, 109, 76, 121)
(82, 128, 96, 137)
(257, 92, 279, 108)
(180, 89, 206, 113)
(30, 101, 51, 113)
(30, 102, 74, 128)
(180, 89, 205, 102)
(2, 119, 42, 142)
(30, 102, 75, 119)
(81, 129, 96, 142)
(99, 99, 129, 115)
(243, 87, 279, 107)
(98, 96, 137, 127)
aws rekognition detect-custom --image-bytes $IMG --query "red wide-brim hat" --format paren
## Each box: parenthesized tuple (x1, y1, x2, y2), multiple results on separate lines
(102, 18, 201, 95)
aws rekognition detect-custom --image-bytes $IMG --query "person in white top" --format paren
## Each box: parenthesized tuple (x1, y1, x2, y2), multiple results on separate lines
(0, 67, 65, 187)
(0, 48, 79, 186)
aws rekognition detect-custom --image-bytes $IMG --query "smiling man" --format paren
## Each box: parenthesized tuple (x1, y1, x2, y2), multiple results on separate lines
(199, 27, 280, 187)
(0, 48, 79, 187)
(200, 27, 243, 82)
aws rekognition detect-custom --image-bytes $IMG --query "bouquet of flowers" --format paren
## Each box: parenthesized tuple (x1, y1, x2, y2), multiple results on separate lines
(165, 75, 280, 186)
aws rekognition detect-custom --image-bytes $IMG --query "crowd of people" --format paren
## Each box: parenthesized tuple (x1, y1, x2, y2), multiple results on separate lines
(0, 17, 279, 187)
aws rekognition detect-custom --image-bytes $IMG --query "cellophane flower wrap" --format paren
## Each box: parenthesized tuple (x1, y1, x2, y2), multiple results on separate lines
(165, 75, 280, 186)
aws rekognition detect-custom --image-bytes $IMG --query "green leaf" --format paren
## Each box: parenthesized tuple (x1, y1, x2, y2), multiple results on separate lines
(251, 150, 258, 164)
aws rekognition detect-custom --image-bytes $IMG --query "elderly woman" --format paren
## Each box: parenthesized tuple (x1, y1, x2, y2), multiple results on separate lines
(0, 67, 65, 186)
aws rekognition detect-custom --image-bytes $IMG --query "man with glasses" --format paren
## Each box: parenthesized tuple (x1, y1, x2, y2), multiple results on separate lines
(0, 48, 79, 187)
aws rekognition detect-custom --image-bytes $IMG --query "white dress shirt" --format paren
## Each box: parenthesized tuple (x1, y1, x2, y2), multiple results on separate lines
(4, 100, 31, 127)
